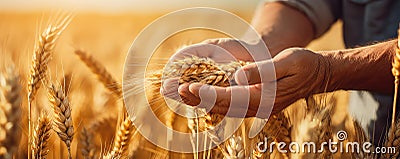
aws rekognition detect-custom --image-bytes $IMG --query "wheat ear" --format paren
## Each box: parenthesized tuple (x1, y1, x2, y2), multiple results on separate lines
(352, 120, 375, 159)
(32, 113, 52, 159)
(224, 135, 245, 159)
(386, 26, 400, 158)
(307, 96, 333, 158)
(315, 107, 333, 158)
(295, 96, 333, 158)
(163, 57, 225, 131)
(47, 83, 74, 159)
(252, 112, 290, 159)
(27, 15, 71, 158)
(80, 127, 95, 159)
(109, 117, 135, 158)
(74, 50, 122, 97)
(0, 66, 22, 157)
(384, 118, 400, 158)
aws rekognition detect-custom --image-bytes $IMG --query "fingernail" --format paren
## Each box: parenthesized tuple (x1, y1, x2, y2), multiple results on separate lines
(188, 83, 204, 95)
(245, 70, 250, 81)
(178, 83, 188, 94)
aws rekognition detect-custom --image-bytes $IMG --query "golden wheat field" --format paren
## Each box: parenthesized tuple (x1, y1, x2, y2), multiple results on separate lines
(2, 9, 399, 159)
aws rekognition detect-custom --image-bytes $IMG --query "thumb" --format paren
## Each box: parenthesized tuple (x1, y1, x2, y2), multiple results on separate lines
(235, 60, 275, 85)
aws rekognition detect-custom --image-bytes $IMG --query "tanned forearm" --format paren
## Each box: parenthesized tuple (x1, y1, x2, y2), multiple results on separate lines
(251, 2, 315, 56)
(321, 40, 398, 94)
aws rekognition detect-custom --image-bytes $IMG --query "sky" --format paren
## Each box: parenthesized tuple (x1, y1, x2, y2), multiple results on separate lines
(0, 0, 261, 13)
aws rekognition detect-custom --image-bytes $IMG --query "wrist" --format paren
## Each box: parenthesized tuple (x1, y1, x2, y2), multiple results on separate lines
(318, 40, 396, 94)
(319, 51, 349, 92)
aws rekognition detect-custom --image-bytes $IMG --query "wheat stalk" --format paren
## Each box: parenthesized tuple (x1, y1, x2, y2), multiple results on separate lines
(74, 49, 122, 97)
(386, 26, 400, 159)
(27, 15, 71, 158)
(32, 113, 52, 159)
(61, 74, 72, 97)
(47, 83, 74, 159)
(109, 117, 135, 158)
(0, 66, 22, 158)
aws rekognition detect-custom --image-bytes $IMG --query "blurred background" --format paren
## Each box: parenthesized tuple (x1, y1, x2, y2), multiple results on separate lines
(0, 0, 347, 158)
(0, 0, 345, 81)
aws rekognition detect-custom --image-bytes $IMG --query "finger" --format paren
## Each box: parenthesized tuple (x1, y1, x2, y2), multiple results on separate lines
(188, 83, 219, 112)
(160, 78, 181, 100)
(235, 58, 291, 85)
(177, 83, 201, 106)
(187, 83, 274, 118)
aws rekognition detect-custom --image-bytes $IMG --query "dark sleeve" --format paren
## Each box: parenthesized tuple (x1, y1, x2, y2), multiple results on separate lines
(264, 0, 342, 38)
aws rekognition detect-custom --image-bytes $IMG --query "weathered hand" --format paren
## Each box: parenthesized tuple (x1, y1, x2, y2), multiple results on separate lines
(174, 48, 330, 117)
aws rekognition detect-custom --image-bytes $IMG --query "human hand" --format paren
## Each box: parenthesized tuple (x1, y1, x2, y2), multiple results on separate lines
(170, 48, 330, 118)
(160, 38, 270, 115)
(169, 38, 269, 63)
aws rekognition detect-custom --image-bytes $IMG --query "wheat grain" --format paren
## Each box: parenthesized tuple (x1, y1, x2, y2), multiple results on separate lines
(74, 49, 122, 97)
(0, 66, 22, 157)
(32, 113, 52, 159)
(47, 83, 74, 159)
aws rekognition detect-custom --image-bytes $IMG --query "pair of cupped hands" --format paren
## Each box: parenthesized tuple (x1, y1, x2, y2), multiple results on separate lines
(160, 38, 329, 119)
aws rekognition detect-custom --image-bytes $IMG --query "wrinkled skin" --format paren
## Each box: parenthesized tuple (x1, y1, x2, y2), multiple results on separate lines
(161, 39, 329, 118)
